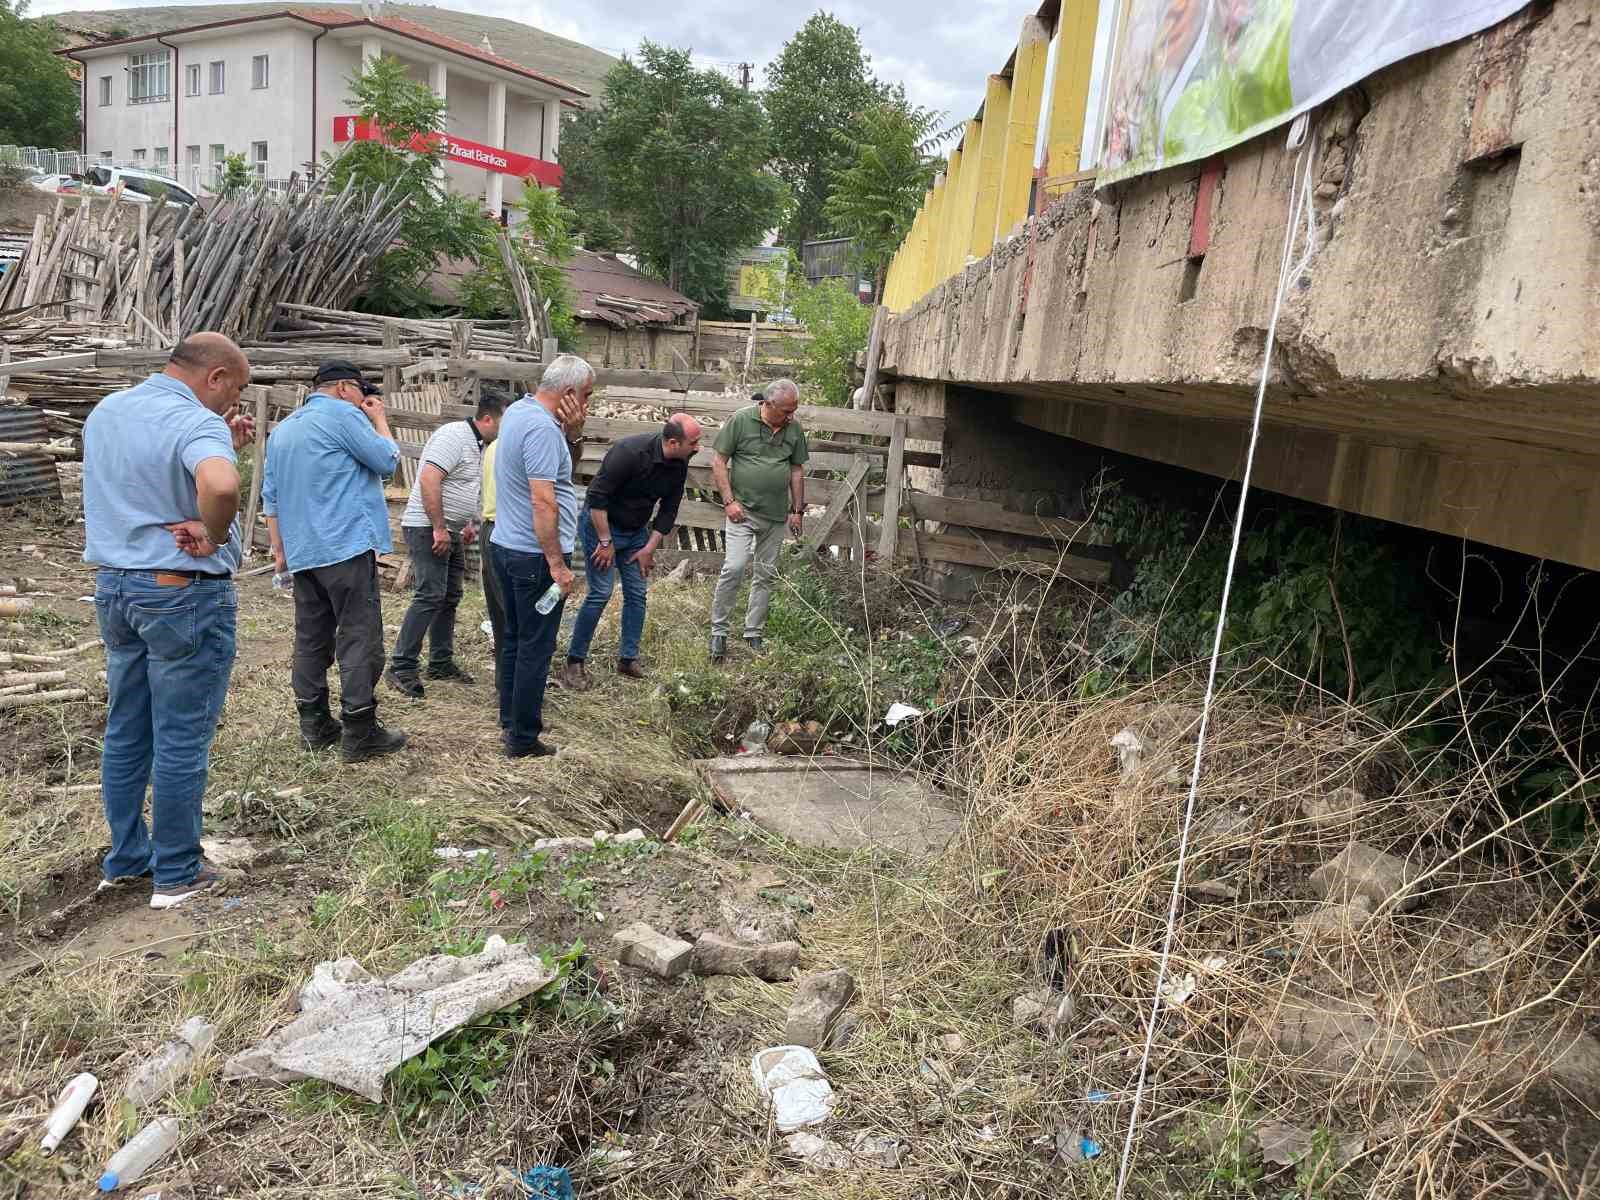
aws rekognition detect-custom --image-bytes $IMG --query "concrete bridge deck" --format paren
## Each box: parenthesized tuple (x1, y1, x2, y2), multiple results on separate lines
(880, 1, 1600, 570)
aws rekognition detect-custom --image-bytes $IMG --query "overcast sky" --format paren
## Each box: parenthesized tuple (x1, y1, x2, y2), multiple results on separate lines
(29, 0, 1026, 119)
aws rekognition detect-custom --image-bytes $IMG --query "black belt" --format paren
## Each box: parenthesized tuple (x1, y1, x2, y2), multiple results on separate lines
(160, 568, 232, 581)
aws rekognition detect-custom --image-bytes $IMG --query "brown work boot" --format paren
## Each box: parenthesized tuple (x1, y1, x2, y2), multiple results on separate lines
(555, 659, 592, 692)
(617, 659, 646, 680)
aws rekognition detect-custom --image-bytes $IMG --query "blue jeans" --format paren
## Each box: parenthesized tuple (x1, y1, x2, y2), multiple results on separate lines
(494, 548, 564, 750)
(567, 509, 650, 663)
(94, 569, 237, 888)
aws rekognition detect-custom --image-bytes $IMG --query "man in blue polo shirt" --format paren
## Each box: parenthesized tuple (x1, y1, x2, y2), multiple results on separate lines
(262, 359, 407, 762)
(83, 332, 253, 910)
(491, 354, 591, 758)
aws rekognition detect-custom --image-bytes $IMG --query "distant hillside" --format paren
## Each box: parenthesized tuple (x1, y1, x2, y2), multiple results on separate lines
(45, 3, 618, 103)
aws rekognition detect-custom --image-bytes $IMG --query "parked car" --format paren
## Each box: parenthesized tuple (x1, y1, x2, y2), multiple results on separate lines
(26, 173, 81, 194)
(82, 166, 199, 207)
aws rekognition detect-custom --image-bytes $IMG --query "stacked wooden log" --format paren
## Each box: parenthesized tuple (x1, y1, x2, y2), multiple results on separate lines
(0, 610, 98, 711)
(0, 177, 407, 346)
(262, 303, 531, 356)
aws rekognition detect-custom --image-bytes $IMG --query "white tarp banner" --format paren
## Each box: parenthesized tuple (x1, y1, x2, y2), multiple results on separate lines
(1096, 0, 1530, 185)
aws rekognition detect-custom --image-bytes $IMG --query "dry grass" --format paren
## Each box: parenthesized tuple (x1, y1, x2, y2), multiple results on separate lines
(2, 518, 1598, 1200)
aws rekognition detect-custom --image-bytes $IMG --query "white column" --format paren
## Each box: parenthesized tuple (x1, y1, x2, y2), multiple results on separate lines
(360, 38, 381, 69)
(541, 99, 561, 161)
(427, 61, 450, 187)
(486, 81, 506, 217)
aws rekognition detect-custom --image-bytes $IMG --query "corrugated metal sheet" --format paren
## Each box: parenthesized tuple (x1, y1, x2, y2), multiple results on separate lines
(0, 406, 62, 506)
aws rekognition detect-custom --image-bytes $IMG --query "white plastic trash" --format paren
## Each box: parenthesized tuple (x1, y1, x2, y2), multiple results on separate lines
(40, 1072, 98, 1155)
(751, 1045, 835, 1131)
(98, 1116, 180, 1192)
(883, 703, 923, 727)
(480, 619, 494, 643)
(122, 1017, 216, 1106)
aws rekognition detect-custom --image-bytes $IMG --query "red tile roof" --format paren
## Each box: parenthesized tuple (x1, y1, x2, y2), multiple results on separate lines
(290, 8, 586, 95)
(57, 8, 586, 96)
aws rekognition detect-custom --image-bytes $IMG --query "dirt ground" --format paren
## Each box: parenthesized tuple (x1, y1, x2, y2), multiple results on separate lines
(2, 492, 1599, 1200)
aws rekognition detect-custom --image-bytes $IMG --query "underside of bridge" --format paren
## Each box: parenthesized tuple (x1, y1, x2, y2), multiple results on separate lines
(881, 1, 1600, 570)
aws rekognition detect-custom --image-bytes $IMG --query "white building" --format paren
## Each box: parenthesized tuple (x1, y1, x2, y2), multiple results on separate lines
(62, 7, 586, 217)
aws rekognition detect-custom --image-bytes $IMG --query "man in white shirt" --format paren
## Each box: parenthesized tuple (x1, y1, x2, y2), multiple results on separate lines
(387, 393, 503, 697)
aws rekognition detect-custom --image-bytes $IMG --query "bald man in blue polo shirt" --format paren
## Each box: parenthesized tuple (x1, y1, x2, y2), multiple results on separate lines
(83, 333, 253, 910)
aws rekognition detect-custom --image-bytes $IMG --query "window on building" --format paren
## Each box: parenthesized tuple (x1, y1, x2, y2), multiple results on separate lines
(208, 60, 225, 95)
(100, 150, 114, 163)
(210, 143, 226, 183)
(97, 75, 112, 106)
(251, 54, 269, 89)
(132, 148, 146, 163)
(127, 50, 170, 104)
(186, 63, 201, 96)
(154, 147, 169, 171)
(186, 145, 200, 165)
(186, 144, 200, 186)
(251, 141, 268, 178)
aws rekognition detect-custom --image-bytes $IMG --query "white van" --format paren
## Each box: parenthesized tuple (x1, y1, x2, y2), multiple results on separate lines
(82, 166, 200, 207)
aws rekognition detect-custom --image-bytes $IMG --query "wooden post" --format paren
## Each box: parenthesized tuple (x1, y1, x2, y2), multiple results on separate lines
(803, 457, 871, 556)
(740, 312, 757, 385)
(875, 416, 907, 562)
(542, 336, 558, 365)
(0, 345, 10, 401)
(382, 321, 402, 397)
(171, 239, 186, 340)
(857, 305, 885, 410)
(239, 386, 269, 562)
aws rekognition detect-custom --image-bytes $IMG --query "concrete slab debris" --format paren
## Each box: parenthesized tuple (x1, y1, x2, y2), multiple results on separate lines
(784, 969, 855, 1049)
(691, 932, 800, 981)
(614, 921, 693, 979)
(1309, 842, 1422, 912)
(222, 935, 558, 1100)
(700, 757, 960, 855)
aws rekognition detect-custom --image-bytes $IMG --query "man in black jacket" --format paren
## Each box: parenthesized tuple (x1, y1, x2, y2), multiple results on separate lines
(556, 414, 701, 689)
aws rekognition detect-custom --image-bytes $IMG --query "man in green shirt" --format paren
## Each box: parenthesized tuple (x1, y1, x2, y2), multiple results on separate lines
(708, 380, 808, 660)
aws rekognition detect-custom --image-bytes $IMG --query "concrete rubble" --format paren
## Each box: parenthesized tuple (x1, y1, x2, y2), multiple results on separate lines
(1293, 895, 1376, 940)
(613, 922, 693, 979)
(1309, 842, 1422, 912)
(222, 936, 558, 1101)
(691, 932, 801, 981)
(1302, 787, 1367, 829)
(784, 969, 856, 1049)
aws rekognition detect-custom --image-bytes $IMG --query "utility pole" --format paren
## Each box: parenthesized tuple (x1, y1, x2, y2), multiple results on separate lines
(737, 62, 753, 90)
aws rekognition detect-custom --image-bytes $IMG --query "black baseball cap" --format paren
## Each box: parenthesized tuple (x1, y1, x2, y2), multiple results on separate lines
(314, 359, 381, 395)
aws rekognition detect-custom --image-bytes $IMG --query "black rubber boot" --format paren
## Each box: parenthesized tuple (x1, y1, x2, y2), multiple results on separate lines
(341, 704, 408, 763)
(295, 693, 343, 751)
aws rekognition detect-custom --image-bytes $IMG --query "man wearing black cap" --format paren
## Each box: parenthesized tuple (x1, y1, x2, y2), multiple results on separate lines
(261, 359, 408, 761)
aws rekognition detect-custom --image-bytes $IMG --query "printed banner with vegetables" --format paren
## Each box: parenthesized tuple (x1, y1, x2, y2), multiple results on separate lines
(1096, 0, 1529, 185)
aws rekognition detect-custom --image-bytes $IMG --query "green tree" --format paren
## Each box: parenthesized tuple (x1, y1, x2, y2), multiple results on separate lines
(457, 180, 577, 343)
(824, 101, 945, 297)
(322, 55, 498, 315)
(218, 152, 254, 198)
(550, 108, 627, 253)
(763, 13, 883, 249)
(1, 0, 81, 148)
(582, 42, 784, 308)
(784, 264, 872, 407)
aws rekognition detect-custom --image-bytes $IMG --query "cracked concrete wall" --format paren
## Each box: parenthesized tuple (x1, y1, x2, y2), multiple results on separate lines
(882, 0, 1600, 570)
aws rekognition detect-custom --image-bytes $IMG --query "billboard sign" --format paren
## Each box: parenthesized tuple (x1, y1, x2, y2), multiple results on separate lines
(1096, 1, 1530, 185)
(332, 116, 563, 187)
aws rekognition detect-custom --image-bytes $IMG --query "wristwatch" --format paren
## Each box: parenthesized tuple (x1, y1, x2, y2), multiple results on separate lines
(599, 538, 612, 547)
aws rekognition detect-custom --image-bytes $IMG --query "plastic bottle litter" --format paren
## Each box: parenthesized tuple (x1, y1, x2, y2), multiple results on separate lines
(534, 581, 563, 615)
(123, 1016, 216, 1106)
(521, 1164, 574, 1199)
(737, 719, 772, 755)
(98, 1116, 180, 1192)
(39, 1072, 98, 1155)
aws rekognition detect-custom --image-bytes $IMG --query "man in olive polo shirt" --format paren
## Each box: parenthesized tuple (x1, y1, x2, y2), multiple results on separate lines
(708, 379, 808, 660)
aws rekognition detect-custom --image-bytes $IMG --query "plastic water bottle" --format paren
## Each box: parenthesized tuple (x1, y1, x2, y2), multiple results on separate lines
(98, 1116, 180, 1192)
(534, 580, 562, 615)
(122, 1016, 216, 1107)
(40, 1072, 98, 1155)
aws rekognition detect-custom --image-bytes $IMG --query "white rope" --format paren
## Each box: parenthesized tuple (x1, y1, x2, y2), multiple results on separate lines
(1112, 114, 1319, 1200)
